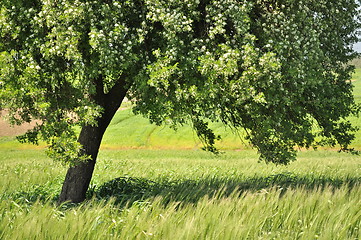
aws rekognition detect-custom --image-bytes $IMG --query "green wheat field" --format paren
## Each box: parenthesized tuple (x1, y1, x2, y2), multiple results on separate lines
(0, 69, 361, 239)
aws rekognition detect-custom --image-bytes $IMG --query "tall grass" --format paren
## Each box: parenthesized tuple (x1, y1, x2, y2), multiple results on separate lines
(1, 185, 360, 239)
(1, 149, 361, 239)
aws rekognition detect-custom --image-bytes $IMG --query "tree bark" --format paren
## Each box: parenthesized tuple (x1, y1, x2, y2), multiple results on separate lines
(58, 77, 128, 203)
(57, 124, 106, 203)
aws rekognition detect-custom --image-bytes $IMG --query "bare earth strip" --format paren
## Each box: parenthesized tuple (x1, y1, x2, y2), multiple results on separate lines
(0, 110, 37, 137)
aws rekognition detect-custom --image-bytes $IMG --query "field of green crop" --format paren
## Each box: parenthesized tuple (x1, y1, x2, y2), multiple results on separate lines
(0, 70, 361, 239)
(1, 149, 361, 239)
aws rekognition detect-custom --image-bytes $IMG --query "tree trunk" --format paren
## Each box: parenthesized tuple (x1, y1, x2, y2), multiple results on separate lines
(57, 124, 106, 203)
(58, 77, 127, 203)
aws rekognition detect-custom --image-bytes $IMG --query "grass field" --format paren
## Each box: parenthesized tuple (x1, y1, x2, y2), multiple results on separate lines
(0, 70, 361, 239)
(1, 149, 361, 239)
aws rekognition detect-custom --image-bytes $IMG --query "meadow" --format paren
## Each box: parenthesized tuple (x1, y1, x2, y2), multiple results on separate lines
(0, 70, 361, 239)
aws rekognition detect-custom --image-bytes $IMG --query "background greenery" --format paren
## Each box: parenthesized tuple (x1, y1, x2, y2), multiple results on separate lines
(0, 69, 360, 239)
(1, 68, 361, 151)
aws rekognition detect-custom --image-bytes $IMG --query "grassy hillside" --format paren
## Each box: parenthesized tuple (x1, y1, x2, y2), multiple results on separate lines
(100, 109, 245, 150)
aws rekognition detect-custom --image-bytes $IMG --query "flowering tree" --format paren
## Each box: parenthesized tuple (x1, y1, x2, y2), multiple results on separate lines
(1, 0, 360, 203)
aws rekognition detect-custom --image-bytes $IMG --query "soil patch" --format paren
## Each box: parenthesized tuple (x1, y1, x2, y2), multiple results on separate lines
(0, 111, 37, 137)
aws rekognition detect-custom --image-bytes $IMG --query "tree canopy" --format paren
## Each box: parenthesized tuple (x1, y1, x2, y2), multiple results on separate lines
(1, 0, 360, 202)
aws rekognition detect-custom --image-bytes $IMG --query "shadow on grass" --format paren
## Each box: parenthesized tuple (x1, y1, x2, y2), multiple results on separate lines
(7, 172, 361, 208)
(5, 184, 60, 206)
(90, 172, 361, 207)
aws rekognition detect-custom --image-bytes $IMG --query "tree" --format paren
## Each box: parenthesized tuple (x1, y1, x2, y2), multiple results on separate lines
(0, 0, 360, 203)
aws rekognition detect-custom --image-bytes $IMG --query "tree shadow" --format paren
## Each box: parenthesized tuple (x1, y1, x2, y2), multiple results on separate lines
(90, 172, 361, 207)
(5, 184, 60, 205)
(7, 172, 360, 208)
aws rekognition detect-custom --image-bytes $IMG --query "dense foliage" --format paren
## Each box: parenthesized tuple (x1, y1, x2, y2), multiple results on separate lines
(1, 0, 360, 164)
